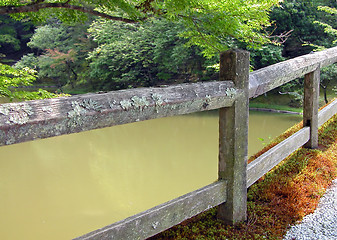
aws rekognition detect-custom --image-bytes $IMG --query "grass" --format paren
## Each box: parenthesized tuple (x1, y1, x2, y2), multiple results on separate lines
(249, 102, 303, 113)
(249, 89, 337, 113)
(149, 102, 337, 240)
(62, 88, 91, 95)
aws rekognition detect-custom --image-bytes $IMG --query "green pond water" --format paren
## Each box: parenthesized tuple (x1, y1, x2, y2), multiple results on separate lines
(0, 110, 302, 240)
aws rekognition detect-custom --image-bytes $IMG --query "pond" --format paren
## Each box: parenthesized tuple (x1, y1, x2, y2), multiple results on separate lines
(0, 110, 302, 240)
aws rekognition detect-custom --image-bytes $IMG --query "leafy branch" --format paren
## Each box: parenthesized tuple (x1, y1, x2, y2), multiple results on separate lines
(0, 0, 139, 23)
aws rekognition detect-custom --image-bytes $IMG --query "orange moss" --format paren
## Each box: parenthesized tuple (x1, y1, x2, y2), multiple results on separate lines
(150, 106, 337, 240)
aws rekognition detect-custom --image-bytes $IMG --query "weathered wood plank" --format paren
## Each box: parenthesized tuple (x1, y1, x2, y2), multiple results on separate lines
(303, 68, 320, 148)
(318, 99, 337, 127)
(0, 81, 237, 146)
(74, 180, 227, 240)
(247, 127, 310, 188)
(217, 49, 249, 224)
(249, 46, 337, 98)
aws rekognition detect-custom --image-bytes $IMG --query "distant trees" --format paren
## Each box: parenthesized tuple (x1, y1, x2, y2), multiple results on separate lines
(265, 0, 337, 104)
(87, 19, 214, 90)
(314, 4, 337, 103)
(0, 0, 282, 98)
(270, 0, 337, 57)
(18, 22, 92, 89)
(0, 0, 280, 57)
(14, 18, 215, 91)
(0, 15, 34, 62)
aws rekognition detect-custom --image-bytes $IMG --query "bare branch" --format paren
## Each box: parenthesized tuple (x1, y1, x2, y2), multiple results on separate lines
(267, 29, 293, 45)
(0, 2, 139, 23)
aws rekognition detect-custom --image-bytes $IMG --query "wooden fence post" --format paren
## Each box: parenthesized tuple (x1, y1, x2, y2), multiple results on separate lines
(303, 67, 320, 148)
(217, 49, 250, 224)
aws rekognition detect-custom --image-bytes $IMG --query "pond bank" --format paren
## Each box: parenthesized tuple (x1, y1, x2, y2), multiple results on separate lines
(249, 107, 302, 115)
(149, 110, 337, 240)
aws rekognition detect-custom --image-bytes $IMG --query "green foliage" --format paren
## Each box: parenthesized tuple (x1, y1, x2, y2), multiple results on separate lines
(0, 29, 20, 51)
(174, 0, 280, 57)
(0, 63, 36, 95)
(28, 25, 70, 51)
(27, 21, 93, 52)
(0, 63, 67, 101)
(16, 22, 93, 89)
(0, 0, 280, 57)
(87, 18, 213, 90)
(315, 5, 337, 44)
(250, 44, 285, 69)
(309, 3, 337, 104)
(14, 53, 38, 70)
(0, 15, 34, 59)
(270, 0, 337, 57)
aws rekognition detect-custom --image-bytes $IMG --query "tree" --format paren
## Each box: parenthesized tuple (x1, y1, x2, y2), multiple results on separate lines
(0, 63, 65, 100)
(314, 5, 337, 45)
(269, 0, 337, 58)
(15, 22, 94, 89)
(0, 0, 281, 57)
(313, 4, 337, 104)
(87, 18, 212, 90)
(0, 15, 35, 62)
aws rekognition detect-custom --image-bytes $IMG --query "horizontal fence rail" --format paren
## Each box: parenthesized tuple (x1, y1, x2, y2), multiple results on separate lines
(75, 181, 227, 240)
(249, 46, 337, 98)
(247, 127, 310, 188)
(0, 81, 237, 146)
(318, 99, 337, 127)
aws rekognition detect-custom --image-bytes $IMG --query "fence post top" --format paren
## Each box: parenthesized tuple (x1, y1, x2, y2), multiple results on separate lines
(220, 48, 250, 56)
(219, 49, 250, 88)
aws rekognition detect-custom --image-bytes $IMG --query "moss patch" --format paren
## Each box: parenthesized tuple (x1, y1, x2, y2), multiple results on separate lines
(149, 102, 337, 240)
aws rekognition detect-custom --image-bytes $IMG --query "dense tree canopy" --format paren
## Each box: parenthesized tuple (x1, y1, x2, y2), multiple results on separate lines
(0, 0, 281, 56)
(270, 0, 337, 57)
(0, 15, 34, 61)
(86, 18, 212, 90)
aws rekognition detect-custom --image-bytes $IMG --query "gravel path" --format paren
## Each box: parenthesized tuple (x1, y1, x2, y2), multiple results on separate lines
(283, 179, 337, 240)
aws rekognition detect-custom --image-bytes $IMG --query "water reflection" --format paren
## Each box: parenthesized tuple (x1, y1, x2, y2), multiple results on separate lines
(0, 111, 301, 239)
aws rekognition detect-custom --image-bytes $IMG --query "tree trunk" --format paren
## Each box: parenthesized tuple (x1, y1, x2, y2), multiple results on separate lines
(320, 84, 328, 104)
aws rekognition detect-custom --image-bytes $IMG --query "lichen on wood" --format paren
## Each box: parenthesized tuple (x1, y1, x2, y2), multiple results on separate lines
(120, 99, 133, 110)
(224, 88, 237, 98)
(79, 98, 103, 111)
(67, 99, 102, 128)
(0, 103, 34, 125)
(120, 96, 150, 111)
(109, 100, 117, 109)
(41, 106, 53, 114)
(131, 96, 149, 110)
(151, 93, 165, 106)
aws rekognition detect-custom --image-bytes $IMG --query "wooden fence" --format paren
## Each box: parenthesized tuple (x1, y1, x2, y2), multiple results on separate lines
(1, 47, 337, 239)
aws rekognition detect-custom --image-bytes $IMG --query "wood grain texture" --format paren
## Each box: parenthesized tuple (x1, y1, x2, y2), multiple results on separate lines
(74, 181, 227, 240)
(318, 99, 337, 127)
(217, 49, 249, 224)
(303, 68, 320, 148)
(249, 46, 337, 98)
(0, 81, 236, 146)
(246, 127, 310, 188)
